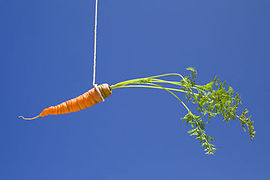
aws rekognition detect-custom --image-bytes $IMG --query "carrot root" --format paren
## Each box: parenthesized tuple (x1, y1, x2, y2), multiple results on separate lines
(18, 115, 41, 120)
(19, 84, 112, 120)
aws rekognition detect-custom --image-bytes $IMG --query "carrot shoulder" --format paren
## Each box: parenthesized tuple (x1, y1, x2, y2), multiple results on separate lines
(19, 84, 112, 120)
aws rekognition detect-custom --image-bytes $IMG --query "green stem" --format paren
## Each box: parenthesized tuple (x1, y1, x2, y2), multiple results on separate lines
(114, 85, 190, 94)
(151, 79, 183, 86)
(146, 82, 191, 113)
(147, 73, 186, 81)
(111, 73, 187, 90)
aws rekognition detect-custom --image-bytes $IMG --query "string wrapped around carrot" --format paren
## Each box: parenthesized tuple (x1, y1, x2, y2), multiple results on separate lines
(19, 68, 255, 154)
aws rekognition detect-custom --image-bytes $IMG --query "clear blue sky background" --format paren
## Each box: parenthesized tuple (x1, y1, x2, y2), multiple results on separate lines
(1, 0, 270, 179)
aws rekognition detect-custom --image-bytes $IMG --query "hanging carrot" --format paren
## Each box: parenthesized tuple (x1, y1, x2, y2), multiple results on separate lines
(19, 84, 112, 120)
(19, 68, 255, 155)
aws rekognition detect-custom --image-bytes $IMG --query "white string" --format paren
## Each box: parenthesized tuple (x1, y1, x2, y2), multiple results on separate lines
(92, 0, 98, 86)
(92, 0, 105, 101)
(94, 84, 105, 101)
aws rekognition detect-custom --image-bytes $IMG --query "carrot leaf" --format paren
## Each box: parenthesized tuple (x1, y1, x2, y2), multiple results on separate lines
(110, 68, 255, 155)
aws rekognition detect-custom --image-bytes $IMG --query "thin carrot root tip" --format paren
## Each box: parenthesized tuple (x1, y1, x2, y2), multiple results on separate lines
(18, 115, 40, 120)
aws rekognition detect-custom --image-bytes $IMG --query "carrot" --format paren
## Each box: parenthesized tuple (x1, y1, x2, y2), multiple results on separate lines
(19, 84, 112, 120)
(19, 68, 255, 155)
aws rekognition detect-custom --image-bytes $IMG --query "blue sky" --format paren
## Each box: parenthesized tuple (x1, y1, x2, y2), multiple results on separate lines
(1, 0, 270, 179)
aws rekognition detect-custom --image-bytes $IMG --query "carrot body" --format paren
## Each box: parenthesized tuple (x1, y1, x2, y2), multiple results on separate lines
(19, 84, 112, 120)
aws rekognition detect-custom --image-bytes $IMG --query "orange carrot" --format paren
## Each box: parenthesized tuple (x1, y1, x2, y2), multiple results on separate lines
(19, 84, 112, 120)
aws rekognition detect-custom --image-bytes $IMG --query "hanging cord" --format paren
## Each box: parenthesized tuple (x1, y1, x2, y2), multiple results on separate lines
(92, 0, 98, 87)
(92, 0, 105, 101)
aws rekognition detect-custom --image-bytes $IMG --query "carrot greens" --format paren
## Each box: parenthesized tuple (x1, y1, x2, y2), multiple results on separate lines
(111, 68, 255, 155)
